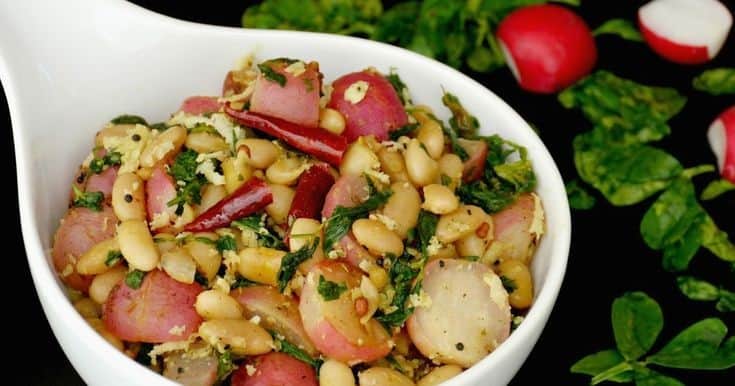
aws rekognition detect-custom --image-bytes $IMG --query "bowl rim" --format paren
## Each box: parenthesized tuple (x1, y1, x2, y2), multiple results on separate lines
(2, 1, 571, 385)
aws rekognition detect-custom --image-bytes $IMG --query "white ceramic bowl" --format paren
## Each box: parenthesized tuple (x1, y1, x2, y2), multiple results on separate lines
(0, 1, 571, 385)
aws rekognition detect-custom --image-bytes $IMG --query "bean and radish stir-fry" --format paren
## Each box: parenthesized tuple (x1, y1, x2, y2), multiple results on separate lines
(54, 55, 544, 386)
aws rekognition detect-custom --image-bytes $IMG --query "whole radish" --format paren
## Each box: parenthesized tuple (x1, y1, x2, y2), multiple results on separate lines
(496, 4, 597, 94)
(708, 106, 735, 184)
(639, 0, 732, 65)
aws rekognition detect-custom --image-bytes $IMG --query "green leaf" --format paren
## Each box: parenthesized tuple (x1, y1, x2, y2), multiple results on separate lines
(273, 334, 322, 369)
(375, 252, 422, 329)
(593, 19, 643, 42)
(372, 2, 420, 47)
(442, 91, 479, 138)
(416, 210, 438, 256)
(676, 276, 720, 301)
(693, 68, 735, 95)
(500, 275, 517, 294)
(323, 188, 392, 252)
(215, 235, 237, 253)
(612, 292, 664, 360)
(716, 290, 735, 312)
(216, 350, 235, 380)
(701, 179, 735, 200)
(571, 349, 634, 383)
(105, 250, 123, 267)
(125, 270, 146, 289)
(110, 114, 147, 125)
(385, 70, 412, 106)
(72, 185, 104, 212)
(277, 237, 319, 292)
(574, 135, 683, 206)
(633, 367, 684, 386)
(648, 318, 735, 370)
(317, 275, 348, 301)
(560, 71, 686, 146)
(700, 216, 735, 262)
(232, 215, 284, 249)
(258, 62, 287, 87)
(89, 151, 122, 174)
(389, 123, 419, 141)
(566, 179, 597, 210)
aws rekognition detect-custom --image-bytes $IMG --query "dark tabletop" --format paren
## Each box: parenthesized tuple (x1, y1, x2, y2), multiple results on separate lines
(4, 1, 734, 385)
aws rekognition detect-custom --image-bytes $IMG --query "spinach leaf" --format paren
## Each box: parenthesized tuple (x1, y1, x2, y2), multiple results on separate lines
(612, 292, 663, 361)
(258, 62, 287, 87)
(693, 68, 735, 95)
(167, 149, 206, 215)
(717, 290, 735, 313)
(89, 151, 122, 174)
(676, 276, 720, 301)
(593, 19, 643, 42)
(105, 250, 123, 267)
(375, 252, 421, 329)
(373, 1, 420, 47)
(566, 179, 596, 210)
(700, 216, 735, 263)
(701, 179, 735, 200)
(216, 350, 235, 380)
(648, 318, 735, 370)
(317, 275, 347, 301)
(560, 71, 686, 145)
(385, 70, 412, 105)
(442, 91, 479, 138)
(323, 188, 392, 252)
(570, 349, 634, 383)
(72, 185, 104, 212)
(215, 235, 237, 253)
(389, 123, 419, 141)
(125, 270, 146, 289)
(416, 210, 438, 256)
(633, 367, 684, 386)
(232, 215, 284, 249)
(277, 237, 319, 292)
(574, 135, 682, 206)
(110, 114, 147, 125)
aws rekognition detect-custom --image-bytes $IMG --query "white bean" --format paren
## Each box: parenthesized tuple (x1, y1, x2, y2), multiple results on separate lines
(198, 184, 227, 214)
(265, 184, 295, 224)
(377, 147, 409, 183)
(185, 131, 228, 154)
(73, 298, 101, 318)
(340, 141, 380, 177)
(198, 319, 273, 355)
(405, 138, 439, 187)
(140, 125, 187, 168)
(438, 153, 463, 190)
(358, 367, 414, 386)
(112, 172, 145, 221)
(416, 119, 444, 160)
(319, 108, 346, 135)
(422, 184, 459, 215)
(161, 248, 197, 284)
(89, 266, 127, 304)
(382, 182, 421, 239)
(320, 359, 356, 386)
(195, 290, 244, 320)
(237, 247, 285, 286)
(435, 205, 487, 244)
(352, 219, 403, 256)
(76, 238, 120, 275)
(266, 157, 307, 186)
(117, 220, 159, 271)
(184, 236, 222, 282)
(239, 138, 279, 169)
(222, 152, 253, 194)
(416, 365, 462, 386)
(289, 218, 324, 273)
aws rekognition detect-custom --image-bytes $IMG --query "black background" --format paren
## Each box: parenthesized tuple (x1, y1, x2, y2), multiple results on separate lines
(3, 1, 734, 385)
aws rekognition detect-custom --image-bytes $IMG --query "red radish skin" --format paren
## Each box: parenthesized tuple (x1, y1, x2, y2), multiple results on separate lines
(231, 286, 318, 356)
(230, 352, 318, 386)
(708, 106, 735, 183)
(85, 165, 118, 201)
(250, 60, 322, 128)
(496, 4, 597, 94)
(488, 193, 542, 264)
(226, 107, 347, 166)
(638, 0, 733, 64)
(457, 139, 488, 183)
(288, 163, 336, 221)
(179, 96, 222, 115)
(52, 205, 117, 292)
(184, 178, 273, 232)
(299, 262, 392, 364)
(103, 270, 203, 343)
(327, 71, 408, 142)
(146, 164, 177, 222)
(321, 174, 369, 218)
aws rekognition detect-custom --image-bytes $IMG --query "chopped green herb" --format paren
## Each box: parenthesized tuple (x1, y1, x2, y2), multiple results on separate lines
(416, 210, 438, 256)
(89, 151, 122, 174)
(149, 122, 168, 131)
(125, 270, 146, 289)
(442, 91, 479, 139)
(323, 188, 392, 252)
(593, 19, 643, 42)
(389, 123, 419, 141)
(232, 215, 284, 249)
(272, 333, 323, 369)
(216, 350, 235, 380)
(105, 250, 123, 267)
(277, 237, 319, 292)
(258, 62, 287, 87)
(386, 70, 411, 105)
(317, 275, 347, 301)
(167, 150, 206, 215)
(566, 179, 596, 210)
(440, 174, 452, 187)
(216, 235, 237, 253)
(693, 68, 735, 95)
(375, 252, 421, 329)
(72, 185, 104, 212)
(232, 276, 258, 289)
(500, 275, 517, 294)
(110, 115, 147, 125)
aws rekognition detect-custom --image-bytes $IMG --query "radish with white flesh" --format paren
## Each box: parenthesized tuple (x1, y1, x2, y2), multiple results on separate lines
(457, 138, 487, 183)
(407, 259, 511, 368)
(328, 70, 408, 142)
(230, 352, 318, 386)
(639, 0, 732, 64)
(250, 59, 322, 128)
(300, 261, 392, 364)
(231, 285, 318, 356)
(179, 96, 222, 116)
(496, 4, 597, 94)
(52, 205, 117, 292)
(103, 270, 203, 343)
(162, 351, 218, 386)
(146, 164, 177, 224)
(85, 165, 118, 201)
(708, 105, 735, 183)
(486, 193, 544, 265)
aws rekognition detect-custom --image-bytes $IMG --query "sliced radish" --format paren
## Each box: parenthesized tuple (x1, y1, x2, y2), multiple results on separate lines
(162, 350, 218, 386)
(639, 0, 732, 64)
(250, 59, 322, 128)
(486, 193, 543, 265)
(103, 270, 203, 343)
(85, 165, 118, 201)
(327, 70, 408, 142)
(496, 4, 597, 94)
(179, 96, 223, 116)
(321, 174, 369, 218)
(231, 285, 318, 356)
(230, 352, 318, 386)
(457, 139, 487, 183)
(52, 205, 117, 292)
(146, 164, 177, 224)
(708, 105, 735, 183)
(299, 261, 391, 364)
(407, 259, 510, 368)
